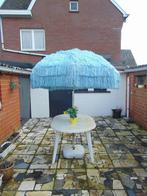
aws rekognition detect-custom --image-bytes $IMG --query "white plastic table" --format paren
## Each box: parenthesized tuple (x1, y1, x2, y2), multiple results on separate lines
(51, 114, 96, 164)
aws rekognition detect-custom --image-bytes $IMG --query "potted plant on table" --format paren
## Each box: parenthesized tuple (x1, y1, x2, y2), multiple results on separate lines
(64, 106, 78, 124)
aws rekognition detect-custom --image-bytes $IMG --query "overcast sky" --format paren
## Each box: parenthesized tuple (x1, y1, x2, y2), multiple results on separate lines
(117, 0, 147, 64)
(0, 0, 147, 64)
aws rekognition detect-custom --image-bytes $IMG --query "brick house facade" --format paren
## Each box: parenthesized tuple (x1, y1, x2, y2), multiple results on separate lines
(0, 65, 31, 143)
(0, 73, 20, 143)
(126, 66, 147, 130)
(0, 0, 128, 65)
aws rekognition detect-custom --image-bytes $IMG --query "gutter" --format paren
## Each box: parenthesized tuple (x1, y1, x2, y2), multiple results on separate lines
(0, 17, 46, 57)
(0, 9, 32, 17)
(0, 65, 31, 75)
(125, 66, 147, 73)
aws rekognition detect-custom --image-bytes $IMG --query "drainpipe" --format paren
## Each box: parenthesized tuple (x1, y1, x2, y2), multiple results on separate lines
(126, 75, 130, 118)
(0, 16, 46, 57)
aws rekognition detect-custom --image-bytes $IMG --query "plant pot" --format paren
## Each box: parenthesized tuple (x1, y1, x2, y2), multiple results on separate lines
(69, 118, 78, 125)
(112, 109, 122, 118)
(0, 173, 3, 188)
(0, 161, 14, 181)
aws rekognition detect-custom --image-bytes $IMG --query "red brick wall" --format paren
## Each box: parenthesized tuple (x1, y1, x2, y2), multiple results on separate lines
(1, 0, 124, 64)
(0, 74, 21, 143)
(129, 72, 147, 130)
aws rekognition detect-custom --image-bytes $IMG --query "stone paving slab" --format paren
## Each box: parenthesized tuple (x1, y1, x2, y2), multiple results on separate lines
(1, 117, 147, 196)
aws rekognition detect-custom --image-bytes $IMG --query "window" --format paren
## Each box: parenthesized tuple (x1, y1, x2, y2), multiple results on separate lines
(20, 29, 45, 51)
(69, 1, 79, 12)
(75, 89, 110, 93)
(135, 74, 147, 88)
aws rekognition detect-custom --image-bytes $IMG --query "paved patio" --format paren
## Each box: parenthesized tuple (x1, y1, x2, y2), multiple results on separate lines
(1, 117, 147, 196)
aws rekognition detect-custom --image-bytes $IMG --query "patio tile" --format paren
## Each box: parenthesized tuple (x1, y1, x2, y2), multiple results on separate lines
(109, 153, 139, 168)
(29, 155, 55, 169)
(118, 135, 141, 144)
(7, 155, 34, 169)
(36, 145, 54, 155)
(25, 191, 52, 196)
(1, 117, 147, 194)
(1, 191, 16, 196)
(15, 192, 25, 196)
(133, 154, 147, 167)
(104, 143, 131, 154)
(25, 169, 55, 190)
(52, 189, 88, 195)
(117, 167, 147, 190)
(13, 145, 38, 155)
(87, 168, 123, 190)
(85, 153, 113, 169)
(96, 127, 116, 137)
(99, 136, 120, 144)
(54, 169, 88, 190)
(18, 181, 35, 191)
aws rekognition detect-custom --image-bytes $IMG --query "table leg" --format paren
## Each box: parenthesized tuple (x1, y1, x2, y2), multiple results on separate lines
(86, 131, 94, 163)
(52, 133, 61, 164)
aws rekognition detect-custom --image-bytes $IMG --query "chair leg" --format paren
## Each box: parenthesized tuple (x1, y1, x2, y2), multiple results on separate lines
(86, 131, 94, 163)
(52, 133, 60, 164)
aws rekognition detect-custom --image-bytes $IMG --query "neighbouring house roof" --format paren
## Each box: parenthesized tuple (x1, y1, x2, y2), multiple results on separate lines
(115, 50, 137, 71)
(125, 64, 147, 73)
(1, 0, 32, 9)
(0, 60, 33, 74)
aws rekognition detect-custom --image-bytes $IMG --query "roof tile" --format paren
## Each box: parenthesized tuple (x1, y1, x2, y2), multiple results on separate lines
(1, 0, 32, 10)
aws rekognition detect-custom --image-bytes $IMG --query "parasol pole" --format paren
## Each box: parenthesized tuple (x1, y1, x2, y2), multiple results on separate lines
(72, 90, 74, 107)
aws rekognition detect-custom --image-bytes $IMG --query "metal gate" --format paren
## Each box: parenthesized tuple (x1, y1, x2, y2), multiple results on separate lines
(19, 76, 31, 125)
(49, 90, 72, 117)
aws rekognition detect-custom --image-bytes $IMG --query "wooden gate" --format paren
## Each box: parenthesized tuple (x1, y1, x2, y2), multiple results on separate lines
(49, 90, 72, 117)
(19, 76, 31, 125)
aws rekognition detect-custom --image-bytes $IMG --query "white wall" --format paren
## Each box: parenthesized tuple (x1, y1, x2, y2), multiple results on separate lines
(31, 88, 49, 118)
(31, 73, 126, 117)
(74, 73, 126, 116)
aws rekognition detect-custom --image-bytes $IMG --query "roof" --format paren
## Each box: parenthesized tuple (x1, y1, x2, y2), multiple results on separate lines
(1, 0, 32, 9)
(111, 0, 129, 19)
(0, 60, 34, 69)
(0, 65, 31, 75)
(125, 64, 147, 73)
(0, 0, 128, 19)
(115, 50, 137, 71)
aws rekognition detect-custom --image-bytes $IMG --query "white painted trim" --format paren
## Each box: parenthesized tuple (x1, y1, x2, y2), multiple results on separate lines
(69, 1, 79, 12)
(0, 9, 32, 16)
(0, 65, 31, 75)
(20, 29, 46, 51)
(126, 76, 130, 118)
(0, 17, 4, 45)
(0, 17, 46, 57)
(28, 0, 37, 10)
(125, 66, 147, 73)
(2, 48, 46, 57)
(110, 0, 129, 18)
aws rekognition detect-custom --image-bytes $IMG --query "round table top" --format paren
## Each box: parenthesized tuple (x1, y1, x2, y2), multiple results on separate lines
(51, 114, 96, 133)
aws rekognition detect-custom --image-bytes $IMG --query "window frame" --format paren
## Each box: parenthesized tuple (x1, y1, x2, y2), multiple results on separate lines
(75, 88, 110, 94)
(135, 74, 147, 88)
(20, 29, 46, 51)
(69, 1, 79, 12)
